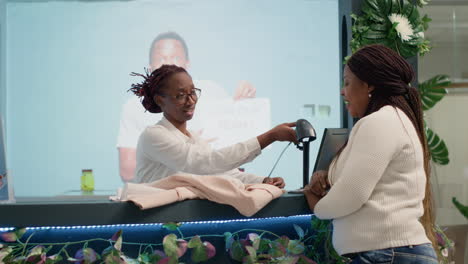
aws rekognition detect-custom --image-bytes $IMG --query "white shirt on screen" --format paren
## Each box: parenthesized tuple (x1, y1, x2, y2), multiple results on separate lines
(135, 116, 265, 184)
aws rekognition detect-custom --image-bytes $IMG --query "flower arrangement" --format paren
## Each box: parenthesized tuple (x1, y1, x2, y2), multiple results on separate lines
(350, 0, 431, 58)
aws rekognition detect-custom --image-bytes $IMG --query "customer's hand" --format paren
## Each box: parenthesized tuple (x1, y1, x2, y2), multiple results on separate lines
(263, 177, 285, 189)
(303, 184, 321, 211)
(309, 170, 330, 197)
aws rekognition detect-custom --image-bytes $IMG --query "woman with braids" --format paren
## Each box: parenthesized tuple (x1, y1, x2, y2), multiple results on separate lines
(129, 64, 297, 187)
(303, 44, 438, 263)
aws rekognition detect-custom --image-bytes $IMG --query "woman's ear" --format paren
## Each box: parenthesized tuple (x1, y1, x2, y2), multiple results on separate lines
(154, 95, 164, 110)
(367, 84, 375, 94)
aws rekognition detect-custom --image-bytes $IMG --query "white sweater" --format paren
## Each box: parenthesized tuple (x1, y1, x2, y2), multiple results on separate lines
(314, 106, 430, 255)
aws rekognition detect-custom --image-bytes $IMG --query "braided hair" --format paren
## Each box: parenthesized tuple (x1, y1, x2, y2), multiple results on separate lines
(347, 44, 436, 249)
(129, 64, 188, 113)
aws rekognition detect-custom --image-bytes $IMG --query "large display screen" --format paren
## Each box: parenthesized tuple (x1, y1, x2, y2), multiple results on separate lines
(6, 0, 341, 196)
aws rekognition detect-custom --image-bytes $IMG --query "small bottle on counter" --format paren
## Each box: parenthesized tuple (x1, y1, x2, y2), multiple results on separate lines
(81, 169, 94, 192)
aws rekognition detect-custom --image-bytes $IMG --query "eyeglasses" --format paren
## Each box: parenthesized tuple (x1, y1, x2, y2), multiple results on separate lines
(158, 88, 201, 105)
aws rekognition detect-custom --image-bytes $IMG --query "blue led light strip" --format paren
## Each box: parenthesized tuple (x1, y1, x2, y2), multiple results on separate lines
(0, 214, 313, 232)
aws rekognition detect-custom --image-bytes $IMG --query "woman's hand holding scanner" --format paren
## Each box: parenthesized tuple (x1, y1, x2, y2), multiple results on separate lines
(272, 122, 298, 143)
(257, 122, 297, 149)
(263, 177, 285, 188)
(310, 170, 330, 197)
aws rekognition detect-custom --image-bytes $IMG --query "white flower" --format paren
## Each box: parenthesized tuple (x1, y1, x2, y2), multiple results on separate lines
(441, 247, 449, 257)
(416, 31, 424, 39)
(388, 13, 414, 41)
(419, 0, 429, 5)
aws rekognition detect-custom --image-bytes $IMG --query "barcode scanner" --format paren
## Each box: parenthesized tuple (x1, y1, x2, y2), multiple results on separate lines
(295, 119, 316, 187)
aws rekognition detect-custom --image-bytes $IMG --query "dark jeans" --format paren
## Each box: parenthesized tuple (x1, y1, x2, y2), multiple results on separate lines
(345, 243, 438, 264)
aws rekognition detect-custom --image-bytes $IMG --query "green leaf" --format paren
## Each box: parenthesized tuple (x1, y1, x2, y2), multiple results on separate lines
(229, 240, 245, 262)
(163, 234, 178, 258)
(269, 237, 288, 258)
(103, 254, 123, 264)
(224, 232, 234, 251)
(293, 224, 305, 239)
(82, 248, 99, 263)
(278, 256, 300, 264)
(452, 197, 468, 220)
(162, 222, 182, 231)
(419, 75, 450, 110)
(402, 1, 419, 24)
(191, 244, 207, 263)
(0, 247, 13, 262)
(149, 250, 166, 263)
(244, 246, 257, 264)
(298, 255, 317, 264)
(137, 253, 151, 264)
(363, 0, 392, 23)
(277, 236, 290, 248)
(191, 241, 215, 263)
(188, 236, 202, 248)
(26, 245, 45, 258)
(364, 29, 388, 40)
(45, 254, 62, 264)
(101, 246, 121, 263)
(421, 14, 432, 31)
(369, 23, 388, 32)
(426, 128, 449, 165)
(258, 238, 271, 253)
(288, 240, 305, 255)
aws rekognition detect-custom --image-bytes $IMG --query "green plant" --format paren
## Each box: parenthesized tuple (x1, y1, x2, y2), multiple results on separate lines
(225, 216, 348, 264)
(225, 230, 314, 264)
(350, 0, 431, 58)
(0, 225, 217, 264)
(418, 75, 451, 165)
(0, 218, 349, 264)
(452, 197, 468, 220)
(303, 216, 347, 264)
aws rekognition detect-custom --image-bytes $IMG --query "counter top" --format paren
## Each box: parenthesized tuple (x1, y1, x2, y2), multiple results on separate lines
(0, 193, 310, 227)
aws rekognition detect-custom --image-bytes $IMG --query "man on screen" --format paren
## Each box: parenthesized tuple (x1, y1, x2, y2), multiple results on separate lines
(117, 31, 257, 182)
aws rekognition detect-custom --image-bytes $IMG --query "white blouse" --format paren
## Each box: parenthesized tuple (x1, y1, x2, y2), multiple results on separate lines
(135, 117, 264, 184)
